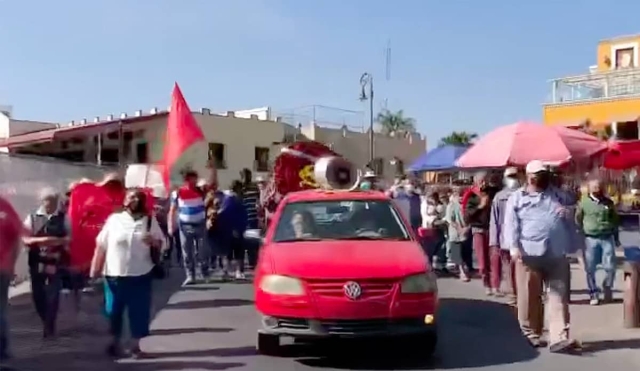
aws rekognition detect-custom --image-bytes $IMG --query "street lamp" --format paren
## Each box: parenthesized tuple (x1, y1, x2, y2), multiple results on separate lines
(359, 72, 374, 164)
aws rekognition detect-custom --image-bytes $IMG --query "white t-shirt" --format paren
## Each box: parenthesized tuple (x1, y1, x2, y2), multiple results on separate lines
(96, 211, 164, 277)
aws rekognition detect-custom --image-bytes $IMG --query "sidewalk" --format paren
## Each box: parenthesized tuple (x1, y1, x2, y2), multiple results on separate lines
(2, 269, 185, 371)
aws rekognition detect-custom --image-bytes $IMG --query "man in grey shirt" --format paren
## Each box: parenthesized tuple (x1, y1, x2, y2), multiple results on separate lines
(489, 167, 521, 305)
(503, 160, 580, 353)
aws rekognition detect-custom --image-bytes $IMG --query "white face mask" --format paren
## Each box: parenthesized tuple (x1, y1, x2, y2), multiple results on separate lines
(504, 177, 520, 190)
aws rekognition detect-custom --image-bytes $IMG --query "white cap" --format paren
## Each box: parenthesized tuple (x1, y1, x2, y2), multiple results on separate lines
(525, 160, 547, 174)
(39, 187, 59, 200)
(504, 167, 518, 177)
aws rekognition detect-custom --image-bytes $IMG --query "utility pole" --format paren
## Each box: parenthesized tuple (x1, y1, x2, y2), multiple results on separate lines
(359, 72, 374, 163)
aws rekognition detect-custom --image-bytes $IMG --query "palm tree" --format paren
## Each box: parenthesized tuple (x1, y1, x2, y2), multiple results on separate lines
(438, 131, 478, 146)
(376, 109, 416, 136)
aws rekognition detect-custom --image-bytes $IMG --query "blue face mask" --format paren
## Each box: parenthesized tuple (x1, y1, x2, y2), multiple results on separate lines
(360, 181, 372, 190)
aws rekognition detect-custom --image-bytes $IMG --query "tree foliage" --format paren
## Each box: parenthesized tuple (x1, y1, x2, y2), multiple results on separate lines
(376, 109, 416, 136)
(438, 131, 478, 146)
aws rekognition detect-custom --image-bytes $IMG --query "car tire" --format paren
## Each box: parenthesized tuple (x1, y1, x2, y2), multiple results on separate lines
(257, 333, 281, 356)
(406, 330, 437, 357)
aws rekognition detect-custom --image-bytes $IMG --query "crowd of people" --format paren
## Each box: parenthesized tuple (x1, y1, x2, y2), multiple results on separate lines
(0, 165, 267, 361)
(387, 160, 621, 354)
(0, 158, 624, 361)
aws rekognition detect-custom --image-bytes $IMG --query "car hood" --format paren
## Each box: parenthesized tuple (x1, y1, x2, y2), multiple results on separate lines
(266, 240, 428, 279)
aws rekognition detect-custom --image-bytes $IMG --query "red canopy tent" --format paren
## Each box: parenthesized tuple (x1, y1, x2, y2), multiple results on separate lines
(603, 140, 640, 170)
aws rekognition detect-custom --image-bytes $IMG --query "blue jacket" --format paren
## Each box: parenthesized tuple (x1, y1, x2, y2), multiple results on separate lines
(218, 192, 248, 240)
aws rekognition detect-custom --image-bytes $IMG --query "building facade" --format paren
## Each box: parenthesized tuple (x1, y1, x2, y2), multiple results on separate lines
(543, 34, 640, 139)
(0, 106, 426, 187)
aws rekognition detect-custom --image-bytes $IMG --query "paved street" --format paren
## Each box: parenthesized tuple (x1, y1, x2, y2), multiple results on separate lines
(3, 259, 640, 371)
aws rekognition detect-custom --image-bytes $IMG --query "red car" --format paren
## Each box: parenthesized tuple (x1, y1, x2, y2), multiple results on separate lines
(254, 189, 438, 356)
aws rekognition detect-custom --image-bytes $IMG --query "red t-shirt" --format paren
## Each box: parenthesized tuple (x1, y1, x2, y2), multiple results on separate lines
(461, 186, 479, 216)
(0, 196, 23, 273)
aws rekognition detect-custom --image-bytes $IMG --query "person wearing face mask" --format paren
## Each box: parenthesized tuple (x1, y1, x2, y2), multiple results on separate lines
(575, 178, 620, 305)
(465, 171, 501, 294)
(489, 167, 521, 302)
(90, 189, 164, 358)
(503, 160, 580, 352)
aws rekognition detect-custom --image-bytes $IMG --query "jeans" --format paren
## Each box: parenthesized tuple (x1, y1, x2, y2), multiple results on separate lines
(30, 271, 61, 334)
(179, 222, 207, 279)
(0, 273, 10, 356)
(104, 273, 152, 340)
(165, 231, 182, 264)
(245, 237, 261, 268)
(584, 235, 617, 297)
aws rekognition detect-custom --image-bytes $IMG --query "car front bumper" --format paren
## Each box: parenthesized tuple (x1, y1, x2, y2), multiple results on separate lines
(259, 316, 436, 338)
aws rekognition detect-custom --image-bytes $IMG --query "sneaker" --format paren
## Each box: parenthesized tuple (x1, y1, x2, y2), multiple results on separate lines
(493, 290, 505, 297)
(589, 297, 600, 306)
(527, 337, 544, 348)
(235, 271, 246, 280)
(82, 287, 94, 293)
(129, 346, 145, 360)
(182, 276, 196, 286)
(486, 288, 494, 296)
(549, 339, 580, 354)
(61, 288, 71, 295)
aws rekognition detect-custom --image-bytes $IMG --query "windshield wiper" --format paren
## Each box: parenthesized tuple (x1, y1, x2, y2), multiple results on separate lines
(276, 237, 323, 243)
(339, 236, 407, 241)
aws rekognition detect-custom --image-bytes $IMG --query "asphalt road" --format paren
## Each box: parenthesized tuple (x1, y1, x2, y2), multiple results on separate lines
(111, 272, 640, 371)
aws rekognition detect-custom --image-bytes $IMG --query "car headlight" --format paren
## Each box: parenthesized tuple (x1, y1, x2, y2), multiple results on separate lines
(401, 273, 438, 293)
(259, 275, 305, 296)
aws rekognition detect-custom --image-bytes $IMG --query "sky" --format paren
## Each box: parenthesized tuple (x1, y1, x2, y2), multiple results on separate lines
(1, 0, 639, 148)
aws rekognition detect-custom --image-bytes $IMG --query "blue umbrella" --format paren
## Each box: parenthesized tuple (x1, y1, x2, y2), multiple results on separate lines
(408, 144, 470, 172)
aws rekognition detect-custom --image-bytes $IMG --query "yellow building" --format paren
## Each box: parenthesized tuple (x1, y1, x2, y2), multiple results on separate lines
(543, 34, 640, 139)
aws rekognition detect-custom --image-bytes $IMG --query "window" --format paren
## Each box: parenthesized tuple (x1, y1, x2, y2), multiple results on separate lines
(615, 48, 635, 69)
(208, 142, 227, 169)
(254, 147, 270, 172)
(272, 200, 410, 242)
(136, 142, 148, 163)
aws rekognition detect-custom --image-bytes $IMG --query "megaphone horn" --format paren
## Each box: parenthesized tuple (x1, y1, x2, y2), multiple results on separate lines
(314, 156, 361, 191)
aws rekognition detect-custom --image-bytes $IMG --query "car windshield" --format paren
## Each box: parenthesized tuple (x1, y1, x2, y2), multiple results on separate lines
(272, 199, 411, 242)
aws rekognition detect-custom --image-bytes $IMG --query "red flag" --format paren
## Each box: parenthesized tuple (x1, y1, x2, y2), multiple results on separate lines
(161, 83, 205, 188)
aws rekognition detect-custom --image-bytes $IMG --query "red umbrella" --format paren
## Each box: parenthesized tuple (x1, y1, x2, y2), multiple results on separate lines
(603, 140, 640, 170)
(456, 121, 607, 168)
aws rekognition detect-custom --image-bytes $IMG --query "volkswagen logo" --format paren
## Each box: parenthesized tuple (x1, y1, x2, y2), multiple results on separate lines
(343, 281, 362, 300)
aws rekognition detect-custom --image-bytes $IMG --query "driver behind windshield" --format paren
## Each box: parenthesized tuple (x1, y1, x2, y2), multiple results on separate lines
(291, 210, 317, 238)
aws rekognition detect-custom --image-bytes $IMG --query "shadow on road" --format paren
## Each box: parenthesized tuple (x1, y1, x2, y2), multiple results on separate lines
(291, 298, 538, 370)
(150, 327, 235, 336)
(180, 286, 221, 292)
(581, 338, 640, 354)
(117, 360, 246, 371)
(164, 298, 254, 310)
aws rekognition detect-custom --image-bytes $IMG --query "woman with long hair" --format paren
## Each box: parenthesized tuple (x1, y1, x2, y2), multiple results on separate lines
(90, 189, 164, 358)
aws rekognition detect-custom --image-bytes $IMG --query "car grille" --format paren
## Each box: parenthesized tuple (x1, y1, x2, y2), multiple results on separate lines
(306, 279, 395, 299)
(277, 318, 310, 330)
(320, 319, 422, 335)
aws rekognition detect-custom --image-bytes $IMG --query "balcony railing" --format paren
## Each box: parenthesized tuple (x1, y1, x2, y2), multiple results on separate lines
(547, 68, 640, 104)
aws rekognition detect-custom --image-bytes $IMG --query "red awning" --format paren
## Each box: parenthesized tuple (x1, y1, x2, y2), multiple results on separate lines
(0, 113, 168, 148)
(603, 140, 640, 169)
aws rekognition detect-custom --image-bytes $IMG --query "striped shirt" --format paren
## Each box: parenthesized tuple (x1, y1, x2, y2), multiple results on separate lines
(171, 186, 205, 224)
(242, 183, 259, 229)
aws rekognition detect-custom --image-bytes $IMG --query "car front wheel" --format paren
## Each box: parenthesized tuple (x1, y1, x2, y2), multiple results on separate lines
(257, 333, 281, 356)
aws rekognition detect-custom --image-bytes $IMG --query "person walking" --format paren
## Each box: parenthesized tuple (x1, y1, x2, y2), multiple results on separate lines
(168, 169, 208, 285)
(465, 172, 500, 295)
(445, 187, 469, 281)
(219, 181, 248, 280)
(167, 187, 183, 267)
(575, 178, 620, 305)
(0, 195, 24, 362)
(90, 189, 164, 358)
(504, 160, 580, 353)
(489, 167, 521, 301)
(22, 188, 70, 339)
(240, 168, 260, 268)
